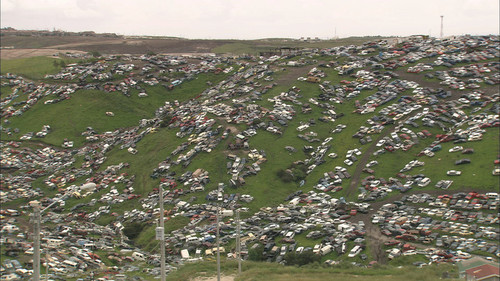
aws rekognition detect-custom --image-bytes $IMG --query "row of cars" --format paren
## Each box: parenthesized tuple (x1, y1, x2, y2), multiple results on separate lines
(373, 192, 499, 262)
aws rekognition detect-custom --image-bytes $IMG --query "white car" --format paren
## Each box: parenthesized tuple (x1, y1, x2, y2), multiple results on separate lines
(447, 170, 462, 176)
(376, 139, 386, 147)
(344, 159, 353, 166)
(449, 146, 463, 152)
(328, 153, 338, 159)
(417, 177, 431, 187)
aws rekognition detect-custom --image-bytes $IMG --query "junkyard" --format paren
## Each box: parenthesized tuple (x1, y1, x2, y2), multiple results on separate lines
(1, 31, 499, 281)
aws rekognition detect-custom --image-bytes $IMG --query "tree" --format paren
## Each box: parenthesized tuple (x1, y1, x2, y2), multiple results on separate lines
(123, 222, 146, 240)
(90, 51, 101, 58)
(248, 245, 265, 261)
(277, 169, 293, 183)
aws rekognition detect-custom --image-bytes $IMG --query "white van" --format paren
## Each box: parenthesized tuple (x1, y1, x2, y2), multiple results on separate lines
(348, 245, 362, 258)
(132, 252, 146, 261)
(486, 192, 498, 199)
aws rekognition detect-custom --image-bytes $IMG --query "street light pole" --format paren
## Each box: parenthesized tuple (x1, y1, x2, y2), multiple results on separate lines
(31, 194, 69, 281)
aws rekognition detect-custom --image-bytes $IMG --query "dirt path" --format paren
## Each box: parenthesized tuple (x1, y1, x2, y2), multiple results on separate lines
(345, 129, 393, 199)
(1, 48, 87, 59)
(275, 65, 311, 86)
(46, 39, 130, 49)
(191, 274, 235, 281)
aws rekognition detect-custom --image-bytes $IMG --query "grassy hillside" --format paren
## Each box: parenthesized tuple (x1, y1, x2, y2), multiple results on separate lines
(165, 260, 459, 281)
(2, 66, 230, 147)
(1, 44, 499, 280)
(212, 37, 387, 55)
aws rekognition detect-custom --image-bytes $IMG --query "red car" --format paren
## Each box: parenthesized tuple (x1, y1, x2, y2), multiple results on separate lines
(465, 192, 478, 200)
(384, 240, 401, 246)
(381, 230, 392, 236)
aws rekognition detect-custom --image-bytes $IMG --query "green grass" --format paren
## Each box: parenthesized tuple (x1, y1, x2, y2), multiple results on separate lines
(370, 125, 499, 193)
(0, 85, 13, 97)
(1, 56, 76, 80)
(3, 89, 157, 147)
(98, 128, 185, 194)
(161, 72, 230, 103)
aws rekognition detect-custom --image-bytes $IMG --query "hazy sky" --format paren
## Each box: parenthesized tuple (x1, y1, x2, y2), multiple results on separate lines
(1, 0, 498, 39)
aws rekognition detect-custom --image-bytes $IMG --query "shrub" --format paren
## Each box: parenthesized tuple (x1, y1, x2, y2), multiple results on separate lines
(284, 251, 321, 266)
(248, 245, 265, 261)
(123, 222, 146, 240)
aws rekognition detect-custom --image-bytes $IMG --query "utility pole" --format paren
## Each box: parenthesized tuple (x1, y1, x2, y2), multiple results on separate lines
(440, 15, 444, 39)
(236, 209, 241, 274)
(216, 184, 223, 281)
(216, 203, 221, 281)
(31, 201, 41, 281)
(159, 185, 166, 281)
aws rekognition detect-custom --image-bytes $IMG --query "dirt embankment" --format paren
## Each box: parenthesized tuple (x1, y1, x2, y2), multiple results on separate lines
(275, 65, 311, 86)
(1, 35, 234, 58)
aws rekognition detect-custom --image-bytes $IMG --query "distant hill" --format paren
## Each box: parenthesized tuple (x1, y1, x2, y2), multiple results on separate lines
(1, 28, 386, 55)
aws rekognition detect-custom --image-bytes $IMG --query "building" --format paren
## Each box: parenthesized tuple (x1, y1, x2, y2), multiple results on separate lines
(465, 264, 500, 281)
(457, 257, 500, 280)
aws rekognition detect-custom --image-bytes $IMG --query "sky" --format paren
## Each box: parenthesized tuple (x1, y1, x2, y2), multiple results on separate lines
(1, 0, 499, 40)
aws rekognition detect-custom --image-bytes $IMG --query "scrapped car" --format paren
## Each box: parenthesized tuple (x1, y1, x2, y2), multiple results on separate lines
(455, 159, 471, 165)
(447, 170, 462, 176)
